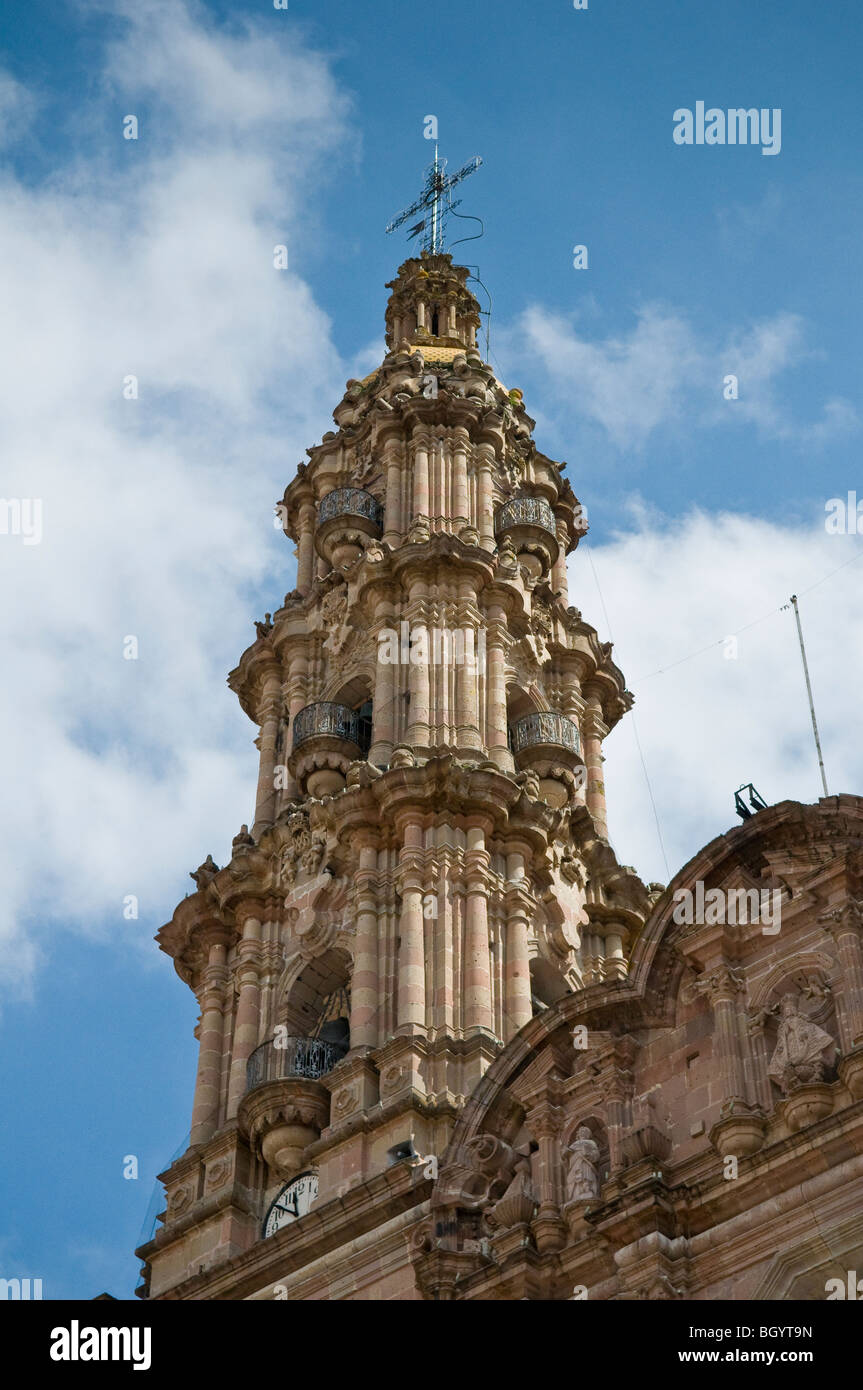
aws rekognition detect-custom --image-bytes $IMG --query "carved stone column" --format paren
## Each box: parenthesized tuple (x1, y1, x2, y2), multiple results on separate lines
(476, 443, 495, 550)
(484, 608, 512, 771)
(412, 425, 431, 523)
(190, 927, 231, 1146)
(283, 653, 308, 802)
(526, 1100, 566, 1254)
(452, 426, 470, 529)
(581, 686, 608, 839)
(405, 580, 430, 748)
(820, 901, 863, 1051)
(296, 501, 317, 595)
(351, 841, 380, 1049)
(697, 965, 765, 1156)
(369, 593, 397, 766)
(396, 825, 426, 1032)
(464, 826, 494, 1035)
(503, 855, 533, 1039)
(382, 439, 403, 546)
(252, 668, 283, 838)
(226, 910, 263, 1119)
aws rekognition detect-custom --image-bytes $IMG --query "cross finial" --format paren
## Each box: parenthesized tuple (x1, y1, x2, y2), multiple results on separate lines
(386, 145, 483, 254)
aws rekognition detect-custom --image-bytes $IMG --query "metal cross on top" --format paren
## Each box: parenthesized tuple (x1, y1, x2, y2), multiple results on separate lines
(386, 145, 483, 255)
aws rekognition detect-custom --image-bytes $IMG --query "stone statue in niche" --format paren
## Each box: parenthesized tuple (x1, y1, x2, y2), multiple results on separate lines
(768, 993, 836, 1093)
(565, 1126, 600, 1203)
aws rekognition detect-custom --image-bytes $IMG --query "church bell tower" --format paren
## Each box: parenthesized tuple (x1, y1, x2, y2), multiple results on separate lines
(138, 250, 654, 1300)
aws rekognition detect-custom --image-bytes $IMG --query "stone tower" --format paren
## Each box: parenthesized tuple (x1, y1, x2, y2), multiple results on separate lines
(139, 252, 655, 1300)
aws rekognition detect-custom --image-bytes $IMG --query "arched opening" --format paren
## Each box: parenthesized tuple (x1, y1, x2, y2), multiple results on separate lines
(431, 305, 440, 336)
(283, 947, 352, 1055)
(328, 674, 373, 757)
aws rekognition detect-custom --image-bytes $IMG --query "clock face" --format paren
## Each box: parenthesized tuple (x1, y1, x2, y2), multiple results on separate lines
(263, 1172, 318, 1237)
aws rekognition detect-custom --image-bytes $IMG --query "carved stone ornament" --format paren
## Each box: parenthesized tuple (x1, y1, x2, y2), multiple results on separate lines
(768, 993, 836, 1093)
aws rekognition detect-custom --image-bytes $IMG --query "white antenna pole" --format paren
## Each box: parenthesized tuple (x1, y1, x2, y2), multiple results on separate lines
(790, 593, 829, 797)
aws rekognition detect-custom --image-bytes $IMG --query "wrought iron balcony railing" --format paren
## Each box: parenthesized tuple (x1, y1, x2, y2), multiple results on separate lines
(509, 711, 581, 757)
(292, 702, 372, 754)
(494, 497, 557, 538)
(245, 1036, 348, 1093)
(317, 488, 383, 530)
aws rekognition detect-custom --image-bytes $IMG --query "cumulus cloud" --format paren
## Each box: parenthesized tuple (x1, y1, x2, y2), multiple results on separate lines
(508, 303, 858, 452)
(0, 1, 353, 995)
(572, 508, 863, 883)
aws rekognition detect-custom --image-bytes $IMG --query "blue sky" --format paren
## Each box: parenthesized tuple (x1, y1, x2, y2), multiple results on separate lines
(0, 0, 861, 1298)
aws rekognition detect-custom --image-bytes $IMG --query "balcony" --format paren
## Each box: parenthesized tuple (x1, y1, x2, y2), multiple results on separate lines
(316, 488, 383, 570)
(318, 488, 383, 529)
(246, 1036, 348, 1094)
(509, 712, 583, 808)
(292, 702, 371, 753)
(510, 711, 580, 757)
(495, 497, 556, 538)
(494, 497, 559, 582)
(239, 1036, 346, 1179)
(290, 702, 372, 798)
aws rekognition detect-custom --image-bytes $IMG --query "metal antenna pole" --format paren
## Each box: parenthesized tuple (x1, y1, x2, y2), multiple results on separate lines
(431, 143, 440, 254)
(790, 594, 829, 797)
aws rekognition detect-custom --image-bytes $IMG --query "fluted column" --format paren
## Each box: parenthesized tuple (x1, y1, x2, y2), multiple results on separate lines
(821, 901, 863, 1050)
(383, 440, 403, 546)
(552, 521, 569, 599)
(464, 826, 494, 1034)
(226, 912, 263, 1119)
(369, 593, 397, 766)
(582, 685, 608, 839)
(405, 578, 430, 747)
(476, 443, 495, 549)
(485, 607, 511, 770)
(190, 929, 231, 1146)
(452, 426, 470, 528)
(503, 852, 533, 1039)
(412, 426, 430, 523)
(350, 842, 380, 1049)
(296, 501, 316, 596)
(252, 668, 283, 838)
(397, 825, 426, 1032)
(696, 966, 748, 1107)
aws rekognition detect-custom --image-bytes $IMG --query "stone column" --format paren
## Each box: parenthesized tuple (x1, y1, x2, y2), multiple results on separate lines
(383, 440, 403, 546)
(369, 614, 397, 768)
(464, 826, 494, 1035)
(452, 426, 470, 528)
(456, 579, 482, 752)
(283, 653, 308, 802)
(350, 842, 380, 1049)
(476, 443, 495, 550)
(699, 966, 748, 1106)
(527, 1101, 566, 1253)
(406, 579, 430, 748)
(412, 426, 431, 523)
(252, 668, 283, 838)
(747, 1011, 773, 1112)
(503, 853, 533, 1039)
(821, 902, 863, 1050)
(190, 930, 230, 1146)
(296, 502, 317, 596)
(582, 686, 608, 840)
(397, 826, 426, 1032)
(226, 912, 263, 1119)
(552, 521, 569, 600)
(485, 608, 512, 770)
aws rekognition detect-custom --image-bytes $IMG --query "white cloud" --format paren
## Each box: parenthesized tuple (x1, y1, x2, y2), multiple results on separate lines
(0, 2, 354, 996)
(574, 508, 863, 883)
(508, 303, 858, 451)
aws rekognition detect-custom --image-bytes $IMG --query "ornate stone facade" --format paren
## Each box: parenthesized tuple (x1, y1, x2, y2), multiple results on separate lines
(136, 253, 863, 1301)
